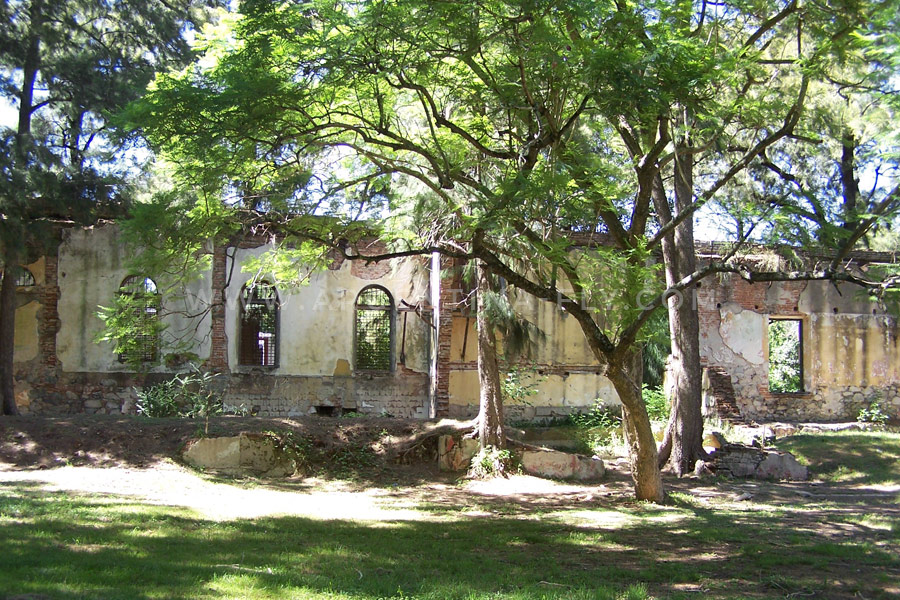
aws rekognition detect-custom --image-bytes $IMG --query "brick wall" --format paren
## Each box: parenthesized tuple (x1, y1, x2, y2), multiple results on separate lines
(431, 257, 456, 418)
(224, 372, 429, 418)
(350, 239, 393, 280)
(207, 243, 229, 372)
(38, 255, 60, 367)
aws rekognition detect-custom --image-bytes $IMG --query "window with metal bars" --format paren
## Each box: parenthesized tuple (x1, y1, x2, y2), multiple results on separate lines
(15, 267, 35, 287)
(117, 276, 160, 364)
(355, 286, 393, 371)
(239, 282, 279, 367)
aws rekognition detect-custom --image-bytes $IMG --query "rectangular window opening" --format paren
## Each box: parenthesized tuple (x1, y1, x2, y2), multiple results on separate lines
(768, 318, 803, 393)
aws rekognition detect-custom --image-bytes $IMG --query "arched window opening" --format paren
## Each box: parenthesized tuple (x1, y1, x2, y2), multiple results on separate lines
(355, 286, 393, 371)
(15, 267, 35, 287)
(118, 276, 160, 364)
(240, 282, 279, 367)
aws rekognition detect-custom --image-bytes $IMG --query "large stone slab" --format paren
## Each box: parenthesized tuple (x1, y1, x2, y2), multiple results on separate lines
(182, 433, 294, 477)
(755, 451, 808, 481)
(710, 440, 808, 481)
(520, 449, 605, 481)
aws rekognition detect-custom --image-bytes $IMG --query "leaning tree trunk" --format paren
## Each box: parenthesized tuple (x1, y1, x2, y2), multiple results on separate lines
(476, 259, 505, 448)
(606, 347, 663, 503)
(0, 260, 19, 415)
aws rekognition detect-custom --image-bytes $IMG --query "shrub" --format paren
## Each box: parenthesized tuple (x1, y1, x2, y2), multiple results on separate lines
(858, 400, 890, 426)
(135, 379, 180, 418)
(468, 446, 515, 478)
(642, 385, 670, 421)
(135, 369, 223, 433)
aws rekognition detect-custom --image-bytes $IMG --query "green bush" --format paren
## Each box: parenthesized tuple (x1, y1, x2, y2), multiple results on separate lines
(570, 403, 620, 429)
(642, 385, 670, 421)
(135, 369, 223, 432)
(135, 379, 180, 418)
(858, 400, 891, 426)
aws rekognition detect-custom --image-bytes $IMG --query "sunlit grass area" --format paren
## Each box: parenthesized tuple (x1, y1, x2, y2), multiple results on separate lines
(1, 430, 899, 599)
(1, 480, 898, 600)
(775, 430, 900, 485)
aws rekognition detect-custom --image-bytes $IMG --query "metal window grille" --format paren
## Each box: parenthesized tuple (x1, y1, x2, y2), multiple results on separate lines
(240, 283, 278, 367)
(356, 287, 392, 371)
(118, 276, 159, 364)
(15, 267, 35, 287)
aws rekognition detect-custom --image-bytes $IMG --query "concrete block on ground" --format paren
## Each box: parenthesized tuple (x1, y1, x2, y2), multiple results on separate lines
(754, 452, 808, 481)
(182, 433, 294, 477)
(521, 449, 605, 481)
(438, 435, 479, 471)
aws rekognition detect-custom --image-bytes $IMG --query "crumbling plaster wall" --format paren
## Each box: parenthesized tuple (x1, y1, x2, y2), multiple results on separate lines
(17, 226, 432, 418)
(225, 245, 430, 376)
(699, 274, 900, 420)
(222, 244, 432, 417)
(56, 225, 211, 373)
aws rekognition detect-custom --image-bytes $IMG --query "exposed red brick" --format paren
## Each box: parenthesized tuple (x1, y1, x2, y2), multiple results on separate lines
(206, 243, 230, 373)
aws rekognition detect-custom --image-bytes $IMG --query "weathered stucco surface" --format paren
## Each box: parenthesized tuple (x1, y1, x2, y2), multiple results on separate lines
(700, 273, 900, 421)
(17, 227, 900, 423)
(18, 225, 433, 418)
(57, 225, 211, 373)
(225, 245, 431, 376)
(719, 304, 765, 365)
(445, 289, 613, 419)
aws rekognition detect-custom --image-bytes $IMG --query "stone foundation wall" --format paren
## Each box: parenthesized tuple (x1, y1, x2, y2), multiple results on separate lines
(15, 369, 429, 419)
(14, 371, 154, 415)
(227, 372, 429, 418)
(447, 402, 588, 423)
(751, 385, 900, 422)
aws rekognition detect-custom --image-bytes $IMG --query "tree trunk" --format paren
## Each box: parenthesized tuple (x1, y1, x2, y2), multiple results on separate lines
(653, 123, 706, 475)
(0, 261, 19, 415)
(476, 259, 504, 448)
(606, 348, 663, 502)
(657, 293, 705, 474)
(0, 1, 41, 417)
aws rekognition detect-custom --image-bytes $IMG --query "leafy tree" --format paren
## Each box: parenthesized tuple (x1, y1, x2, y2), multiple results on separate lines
(768, 320, 801, 393)
(0, 0, 222, 415)
(126, 0, 899, 500)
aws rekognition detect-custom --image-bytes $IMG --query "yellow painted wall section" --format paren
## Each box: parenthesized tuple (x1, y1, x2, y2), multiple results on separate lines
(810, 314, 900, 388)
(22, 257, 45, 285)
(446, 288, 609, 410)
(449, 315, 478, 362)
(12, 257, 44, 364)
(450, 292, 600, 366)
(448, 369, 619, 408)
(13, 301, 39, 363)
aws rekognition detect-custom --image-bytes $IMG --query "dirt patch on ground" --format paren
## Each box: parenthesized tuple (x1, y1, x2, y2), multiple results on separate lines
(0, 414, 437, 474)
(3, 414, 897, 509)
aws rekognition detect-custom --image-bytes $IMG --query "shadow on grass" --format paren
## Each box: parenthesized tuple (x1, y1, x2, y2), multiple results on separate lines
(775, 431, 900, 485)
(1, 485, 897, 600)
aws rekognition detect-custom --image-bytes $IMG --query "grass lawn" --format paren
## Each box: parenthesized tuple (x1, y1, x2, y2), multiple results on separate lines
(1, 430, 898, 600)
(775, 429, 900, 485)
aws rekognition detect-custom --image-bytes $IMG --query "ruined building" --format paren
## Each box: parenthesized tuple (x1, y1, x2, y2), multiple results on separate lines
(9, 225, 900, 422)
